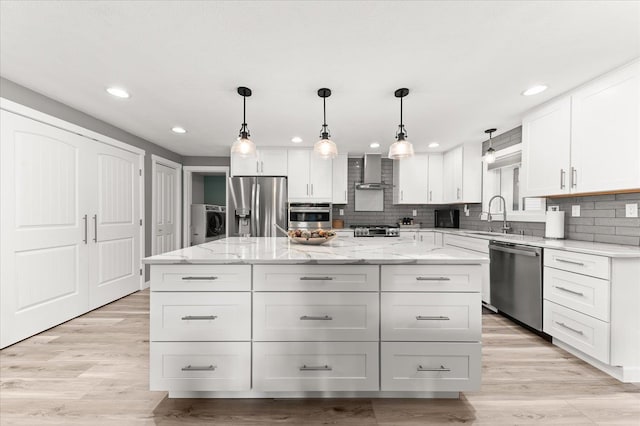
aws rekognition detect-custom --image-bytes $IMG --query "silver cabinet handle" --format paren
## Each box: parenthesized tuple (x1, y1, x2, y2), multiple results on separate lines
(306, 184, 309, 195)
(344, 190, 347, 201)
(300, 315, 332, 320)
(416, 316, 450, 320)
(457, 188, 461, 200)
(560, 169, 566, 189)
(416, 276, 451, 281)
(571, 167, 577, 188)
(256, 161, 260, 173)
(555, 286, 584, 297)
(401, 190, 404, 201)
(311, 184, 314, 196)
(418, 365, 450, 372)
(182, 365, 216, 371)
(556, 258, 585, 266)
(300, 365, 332, 371)
(299, 276, 334, 281)
(181, 276, 219, 280)
(93, 214, 98, 242)
(181, 315, 218, 320)
(82, 214, 88, 244)
(556, 321, 584, 335)
(429, 190, 432, 201)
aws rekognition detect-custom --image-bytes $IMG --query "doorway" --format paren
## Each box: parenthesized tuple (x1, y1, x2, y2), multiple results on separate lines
(151, 155, 182, 255)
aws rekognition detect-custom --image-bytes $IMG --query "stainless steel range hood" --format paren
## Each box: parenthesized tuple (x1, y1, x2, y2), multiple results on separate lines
(355, 153, 391, 189)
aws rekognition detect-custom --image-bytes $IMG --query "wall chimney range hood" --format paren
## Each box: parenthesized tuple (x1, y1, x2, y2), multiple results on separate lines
(355, 154, 391, 189)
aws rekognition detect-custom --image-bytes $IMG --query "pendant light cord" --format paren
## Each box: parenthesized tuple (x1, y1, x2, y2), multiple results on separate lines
(323, 97, 327, 126)
(243, 95, 247, 128)
(400, 96, 403, 128)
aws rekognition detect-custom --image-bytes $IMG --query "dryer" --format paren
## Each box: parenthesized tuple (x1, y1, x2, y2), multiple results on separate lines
(191, 204, 226, 245)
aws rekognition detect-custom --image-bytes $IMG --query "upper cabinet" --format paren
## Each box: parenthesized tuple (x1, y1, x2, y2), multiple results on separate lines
(443, 143, 482, 204)
(287, 150, 332, 202)
(393, 153, 429, 204)
(332, 153, 349, 204)
(231, 148, 288, 177)
(522, 60, 640, 197)
(427, 153, 444, 204)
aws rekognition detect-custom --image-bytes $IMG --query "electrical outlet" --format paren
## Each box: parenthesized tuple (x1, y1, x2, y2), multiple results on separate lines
(339, 208, 344, 216)
(412, 209, 417, 217)
(626, 203, 638, 218)
(572, 205, 581, 217)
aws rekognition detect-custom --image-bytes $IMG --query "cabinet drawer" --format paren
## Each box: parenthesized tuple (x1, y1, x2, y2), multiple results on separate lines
(543, 300, 610, 363)
(150, 342, 251, 392)
(443, 234, 489, 254)
(381, 293, 481, 342)
(381, 342, 481, 392)
(253, 265, 379, 292)
(253, 292, 379, 341)
(544, 249, 609, 280)
(381, 265, 481, 292)
(544, 267, 610, 321)
(150, 292, 251, 341)
(253, 342, 379, 391)
(150, 265, 251, 291)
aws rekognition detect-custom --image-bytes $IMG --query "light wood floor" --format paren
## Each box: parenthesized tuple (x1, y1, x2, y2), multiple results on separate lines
(1, 290, 638, 425)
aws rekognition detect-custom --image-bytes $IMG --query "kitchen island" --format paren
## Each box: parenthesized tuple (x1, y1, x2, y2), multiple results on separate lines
(144, 237, 488, 398)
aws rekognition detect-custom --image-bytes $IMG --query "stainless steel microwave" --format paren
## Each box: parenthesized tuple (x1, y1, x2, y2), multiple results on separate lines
(434, 209, 460, 228)
(288, 203, 332, 230)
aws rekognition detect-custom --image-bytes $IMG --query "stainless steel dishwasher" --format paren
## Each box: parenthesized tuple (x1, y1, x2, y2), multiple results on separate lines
(489, 241, 543, 331)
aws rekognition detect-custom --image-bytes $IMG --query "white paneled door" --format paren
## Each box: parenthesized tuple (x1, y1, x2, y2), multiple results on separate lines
(0, 110, 90, 348)
(153, 160, 180, 255)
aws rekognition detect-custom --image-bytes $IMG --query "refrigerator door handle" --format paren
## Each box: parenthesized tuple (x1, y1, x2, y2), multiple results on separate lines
(250, 182, 257, 236)
(254, 183, 261, 237)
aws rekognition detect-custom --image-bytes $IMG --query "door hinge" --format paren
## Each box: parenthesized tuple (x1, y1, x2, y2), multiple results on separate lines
(140, 268, 143, 276)
(139, 169, 142, 176)
(140, 219, 143, 226)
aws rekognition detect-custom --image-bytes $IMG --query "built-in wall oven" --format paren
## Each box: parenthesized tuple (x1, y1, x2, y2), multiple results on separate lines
(288, 203, 332, 230)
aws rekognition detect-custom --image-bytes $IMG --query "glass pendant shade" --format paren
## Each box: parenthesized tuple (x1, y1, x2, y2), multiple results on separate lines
(314, 138, 338, 159)
(231, 136, 256, 158)
(388, 139, 415, 160)
(485, 147, 496, 164)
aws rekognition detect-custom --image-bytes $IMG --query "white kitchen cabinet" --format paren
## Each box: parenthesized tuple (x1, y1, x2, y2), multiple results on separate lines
(0, 108, 142, 348)
(287, 149, 332, 202)
(522, 60, 640, 197)
(443, 143, 481, 203)
(427, 154, 444, 204)
(393, 153, 429, 204)
(332, 153, 349, 204)
(231, 148, 288, 177)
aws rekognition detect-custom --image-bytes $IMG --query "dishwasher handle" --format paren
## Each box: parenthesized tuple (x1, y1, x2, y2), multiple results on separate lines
(489, 243, 540, 257)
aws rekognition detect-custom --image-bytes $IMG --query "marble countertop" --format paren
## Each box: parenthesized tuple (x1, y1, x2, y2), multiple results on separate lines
(143, 237, 489, 265)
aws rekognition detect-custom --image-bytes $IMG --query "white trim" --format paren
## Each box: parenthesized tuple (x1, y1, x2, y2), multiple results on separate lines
(151, 155, 183, 255)
(183, 166, 230, 247)
(0, 98, 145, 156)
(167, 391, 460, 399)
(138, 155, 146, 289)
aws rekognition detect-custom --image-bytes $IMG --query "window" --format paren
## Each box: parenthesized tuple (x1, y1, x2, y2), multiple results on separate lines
(482, 144, 546, 223)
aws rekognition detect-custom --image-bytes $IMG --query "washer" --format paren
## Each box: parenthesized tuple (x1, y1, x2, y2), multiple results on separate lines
(191, 204, 226, 245)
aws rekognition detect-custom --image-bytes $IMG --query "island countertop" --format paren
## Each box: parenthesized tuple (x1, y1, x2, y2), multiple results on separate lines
(143, 237, 489, 265)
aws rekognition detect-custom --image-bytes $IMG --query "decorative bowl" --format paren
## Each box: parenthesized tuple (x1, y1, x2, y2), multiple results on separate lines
(288, 235, 337, 245)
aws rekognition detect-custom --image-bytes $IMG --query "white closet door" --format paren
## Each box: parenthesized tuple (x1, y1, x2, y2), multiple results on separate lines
(0, 110, 90, 348)
(88, 142, 141, 309)
(154, 163, 178, 254)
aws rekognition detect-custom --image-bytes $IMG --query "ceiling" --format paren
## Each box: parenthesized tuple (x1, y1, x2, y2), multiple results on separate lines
(1, 1, 638, 157)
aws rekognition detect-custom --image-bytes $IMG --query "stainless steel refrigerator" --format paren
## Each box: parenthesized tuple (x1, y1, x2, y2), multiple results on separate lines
(228, 177, 288, 237)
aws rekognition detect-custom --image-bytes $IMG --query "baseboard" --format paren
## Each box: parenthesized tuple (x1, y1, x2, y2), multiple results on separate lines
(142, 280, 150, 290)
(554, 339, 639, 383)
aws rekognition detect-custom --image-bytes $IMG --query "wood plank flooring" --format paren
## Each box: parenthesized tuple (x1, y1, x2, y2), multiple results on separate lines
(1, 289, 639, 425)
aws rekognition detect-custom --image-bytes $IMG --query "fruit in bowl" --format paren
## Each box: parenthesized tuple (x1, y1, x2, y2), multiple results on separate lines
(288, 229, 337, 245)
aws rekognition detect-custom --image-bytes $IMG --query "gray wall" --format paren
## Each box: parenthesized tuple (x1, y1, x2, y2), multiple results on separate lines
(183, 156, 230, 167)
(0, 77, 184, 277)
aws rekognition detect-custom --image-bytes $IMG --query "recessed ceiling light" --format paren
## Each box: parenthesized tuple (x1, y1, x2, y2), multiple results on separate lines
(428, 142, 440, 148)
(370, 142, 380, 148)
(522, 85, 548, 96)
(171, 126, 187, 134)
(291, 136, 303, 143)
(106, 87, 130, 98)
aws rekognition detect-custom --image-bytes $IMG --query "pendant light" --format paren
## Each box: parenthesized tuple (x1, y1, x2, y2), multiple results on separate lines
(230, 86, 256, 158)
(388, 88, 414, 160)
(313, 88, 338, 159)
(485, 128, 497, 164)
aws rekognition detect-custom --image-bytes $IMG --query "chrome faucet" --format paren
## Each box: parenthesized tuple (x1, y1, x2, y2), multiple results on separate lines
(487, 195, 511, 234)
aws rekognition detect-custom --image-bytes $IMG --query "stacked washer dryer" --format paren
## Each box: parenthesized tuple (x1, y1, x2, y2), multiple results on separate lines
(191, 204, 226, 245)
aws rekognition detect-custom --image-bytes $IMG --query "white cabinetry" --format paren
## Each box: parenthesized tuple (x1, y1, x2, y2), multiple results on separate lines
(522, 60, 640, 196)
(0, 109, 142, 349)
(443, 143, 482, 203)
(442, 234, 491, 305)
(231, 148, 288, 177)
(428, 154, 444, 204)
(287, 150, 332, 202)
(393, 153, 429, 204)
(332, 153, 349, 204)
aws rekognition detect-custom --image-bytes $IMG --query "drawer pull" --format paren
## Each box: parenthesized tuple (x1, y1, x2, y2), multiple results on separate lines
(300, 315, 333, 321)
(181, 365, 217, 371)
(418, 365, 451, 372)
(416, 276, 451, 281)
(299, 276, 334, 281)
(416, 315, 450, 321)
(556, 321, 584, 335)
(181, 315, 218, 320)
(181, 276, 219, 281)
(555, 286, 584, 297)
(300, 364, 332, 371)
(556, 258, 585, 267)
